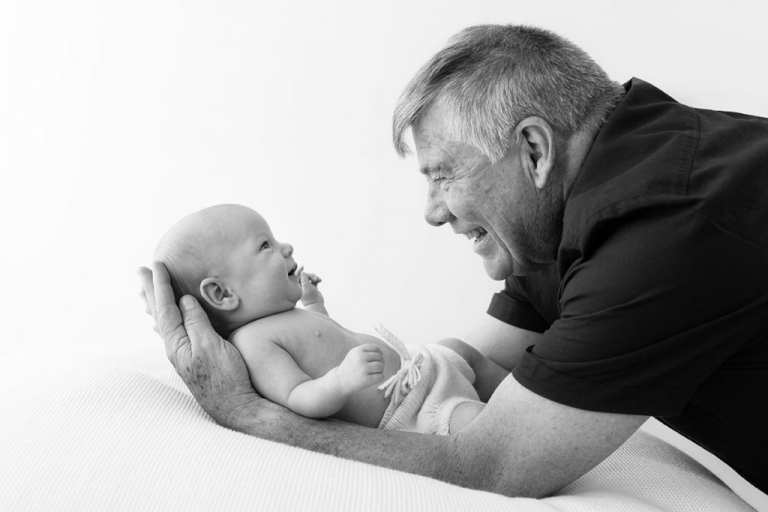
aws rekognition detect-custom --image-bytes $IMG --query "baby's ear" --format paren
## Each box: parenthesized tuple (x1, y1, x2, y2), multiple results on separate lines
(200, 277, 240, 311)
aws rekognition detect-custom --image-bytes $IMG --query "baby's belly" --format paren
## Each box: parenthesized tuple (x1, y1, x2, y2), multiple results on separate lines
(332, 332, 402, 428)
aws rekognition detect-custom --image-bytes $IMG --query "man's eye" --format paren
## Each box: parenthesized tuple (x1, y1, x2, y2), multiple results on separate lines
(432, 174, 452, 190)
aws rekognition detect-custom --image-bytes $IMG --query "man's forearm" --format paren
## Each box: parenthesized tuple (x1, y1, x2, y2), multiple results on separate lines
(220, 378, 645, 500)
(142, 265, 627, 500)
(225, 397, 468, 486)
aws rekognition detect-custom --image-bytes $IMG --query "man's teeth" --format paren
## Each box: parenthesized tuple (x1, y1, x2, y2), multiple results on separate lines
(466, 229, 486, 243)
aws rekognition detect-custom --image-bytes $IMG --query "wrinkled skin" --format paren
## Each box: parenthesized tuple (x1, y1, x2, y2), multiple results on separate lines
(138, 263, 260, 427)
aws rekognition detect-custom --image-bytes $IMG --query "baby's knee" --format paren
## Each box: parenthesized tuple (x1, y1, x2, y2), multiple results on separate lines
(436, 338, 475, 363)
(449, 401, 485, 434)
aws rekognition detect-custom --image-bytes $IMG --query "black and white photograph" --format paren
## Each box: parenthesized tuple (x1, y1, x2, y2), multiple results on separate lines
(1, 0, 766, 510)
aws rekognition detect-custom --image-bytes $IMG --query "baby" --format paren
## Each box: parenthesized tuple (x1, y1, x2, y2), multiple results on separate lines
(154, 204, 509, 435)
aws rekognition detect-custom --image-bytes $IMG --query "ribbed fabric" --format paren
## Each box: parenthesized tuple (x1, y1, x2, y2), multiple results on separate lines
(0, 342, 757, 511)
(378, 344, 480, 435)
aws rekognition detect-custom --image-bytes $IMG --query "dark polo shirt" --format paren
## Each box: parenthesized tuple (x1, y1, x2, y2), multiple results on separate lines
(488, 78, 768, 492)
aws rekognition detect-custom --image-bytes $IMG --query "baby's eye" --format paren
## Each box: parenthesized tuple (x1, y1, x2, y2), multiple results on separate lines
(260, 241, 270, 250)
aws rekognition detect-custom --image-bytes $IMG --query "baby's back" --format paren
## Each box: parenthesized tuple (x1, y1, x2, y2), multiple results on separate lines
(231, 309, 401, 427)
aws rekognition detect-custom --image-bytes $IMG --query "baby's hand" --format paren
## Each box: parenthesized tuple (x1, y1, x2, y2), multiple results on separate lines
(335, 344, 385, 392)
(298, 266, 324, 307)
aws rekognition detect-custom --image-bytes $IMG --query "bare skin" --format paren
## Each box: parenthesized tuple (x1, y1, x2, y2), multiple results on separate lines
(139, 263, 647, 498)
(138, 96, 649, 498)
(230, 307, 400, 428)
(154, 204, 505, 433)
(231, 307, 507, 431)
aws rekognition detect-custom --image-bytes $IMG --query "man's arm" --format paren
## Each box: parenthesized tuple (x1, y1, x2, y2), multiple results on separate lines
(140, 263, 647, 498)
(230, 365, 647, 498)
(463, 313, 542, 371)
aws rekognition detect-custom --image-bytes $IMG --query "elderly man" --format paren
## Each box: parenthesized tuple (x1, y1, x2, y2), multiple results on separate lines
(139, 24, 768, 497)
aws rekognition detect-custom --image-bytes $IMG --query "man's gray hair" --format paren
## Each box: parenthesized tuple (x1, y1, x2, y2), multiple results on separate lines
(392, 24, 625, 162)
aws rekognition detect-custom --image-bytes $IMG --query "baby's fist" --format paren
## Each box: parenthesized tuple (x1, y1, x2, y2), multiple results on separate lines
(336, 344, 385, 392)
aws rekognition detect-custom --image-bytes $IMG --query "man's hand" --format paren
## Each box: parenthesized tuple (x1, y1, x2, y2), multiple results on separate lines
(138, 264, 643, 499)
(138, 263, 262, 427)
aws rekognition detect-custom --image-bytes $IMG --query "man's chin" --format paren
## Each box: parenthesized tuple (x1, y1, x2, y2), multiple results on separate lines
(481, 258, 514, 281)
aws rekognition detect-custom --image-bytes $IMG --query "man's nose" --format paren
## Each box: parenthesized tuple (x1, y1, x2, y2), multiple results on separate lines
(424, 185, 452, 227)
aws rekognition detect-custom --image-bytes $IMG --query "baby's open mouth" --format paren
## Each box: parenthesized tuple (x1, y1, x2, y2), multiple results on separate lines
(288, 264, 298, 276)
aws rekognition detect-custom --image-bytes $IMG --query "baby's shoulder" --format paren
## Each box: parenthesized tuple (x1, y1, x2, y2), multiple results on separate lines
(229, 314, 283, 344)
(229, 309, 317, 349)
(227, 318, 292, 369)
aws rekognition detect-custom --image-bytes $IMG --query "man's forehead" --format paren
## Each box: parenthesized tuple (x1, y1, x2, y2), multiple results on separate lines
(413, 131, 483, 174)
(412, 104, 451, 145)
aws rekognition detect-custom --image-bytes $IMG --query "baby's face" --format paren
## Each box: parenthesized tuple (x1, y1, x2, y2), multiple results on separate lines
(223, 209, 303, 319)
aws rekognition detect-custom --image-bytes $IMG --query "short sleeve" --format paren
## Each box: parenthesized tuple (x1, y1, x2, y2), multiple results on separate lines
(512, 205, 768, 416)
(487, 278, 550, 333)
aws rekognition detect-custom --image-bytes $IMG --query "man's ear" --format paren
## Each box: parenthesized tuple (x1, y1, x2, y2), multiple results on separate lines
(515, 116, 556, 190)
(200, 277, 240, 311)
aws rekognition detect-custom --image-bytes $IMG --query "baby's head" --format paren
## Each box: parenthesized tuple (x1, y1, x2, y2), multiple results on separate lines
(155, 204, 303, 337)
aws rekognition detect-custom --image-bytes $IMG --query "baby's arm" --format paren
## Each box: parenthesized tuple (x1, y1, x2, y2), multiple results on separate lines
(299, 268, 328, 316)
(234, 333, 385, 418)
(437, 338, 510, 403)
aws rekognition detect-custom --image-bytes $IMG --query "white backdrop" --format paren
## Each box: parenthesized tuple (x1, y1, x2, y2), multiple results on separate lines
(1, 0, 767, 356)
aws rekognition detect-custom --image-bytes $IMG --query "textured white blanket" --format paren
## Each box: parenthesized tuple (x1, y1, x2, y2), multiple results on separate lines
(0, 341, 758, 511)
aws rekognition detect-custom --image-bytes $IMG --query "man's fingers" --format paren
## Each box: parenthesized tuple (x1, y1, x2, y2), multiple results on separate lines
(139, 290, 153, 315)
(137, 266, 156, 316)
(151, 261, 176, 310)
(151, 261, 189, 360)
(178, 295, 218, 350)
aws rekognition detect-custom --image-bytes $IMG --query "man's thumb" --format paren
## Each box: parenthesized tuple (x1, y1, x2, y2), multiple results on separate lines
(179, 295, 212, 329)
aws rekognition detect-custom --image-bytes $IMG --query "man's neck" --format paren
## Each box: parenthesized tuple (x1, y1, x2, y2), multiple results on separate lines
(560, 128, 595, 198)
(560, 90, 625, 200)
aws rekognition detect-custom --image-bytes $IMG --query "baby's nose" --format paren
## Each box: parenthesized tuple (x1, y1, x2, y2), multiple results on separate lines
(282, 243, 294, 257)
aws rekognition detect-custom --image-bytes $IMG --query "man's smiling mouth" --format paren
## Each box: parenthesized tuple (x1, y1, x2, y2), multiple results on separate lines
(465, 228, 487, 244)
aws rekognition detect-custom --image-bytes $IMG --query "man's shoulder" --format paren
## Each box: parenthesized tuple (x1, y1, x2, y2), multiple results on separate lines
(562, 78, 767, 245)
(570, 79, 698, 207)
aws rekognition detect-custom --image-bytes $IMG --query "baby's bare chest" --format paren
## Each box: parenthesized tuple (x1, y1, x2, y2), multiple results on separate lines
(278, 318, 384, 378)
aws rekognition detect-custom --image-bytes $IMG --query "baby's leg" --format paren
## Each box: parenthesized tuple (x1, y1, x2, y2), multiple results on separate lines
(437, 338, 510, 402)
(449, 401, 485, 434)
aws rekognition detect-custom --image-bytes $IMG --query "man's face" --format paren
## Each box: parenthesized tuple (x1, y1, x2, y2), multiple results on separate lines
(412, 105, 558, 279)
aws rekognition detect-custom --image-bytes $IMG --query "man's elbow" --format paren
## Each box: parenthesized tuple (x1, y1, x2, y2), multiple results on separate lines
(449, 431, 566, 499)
